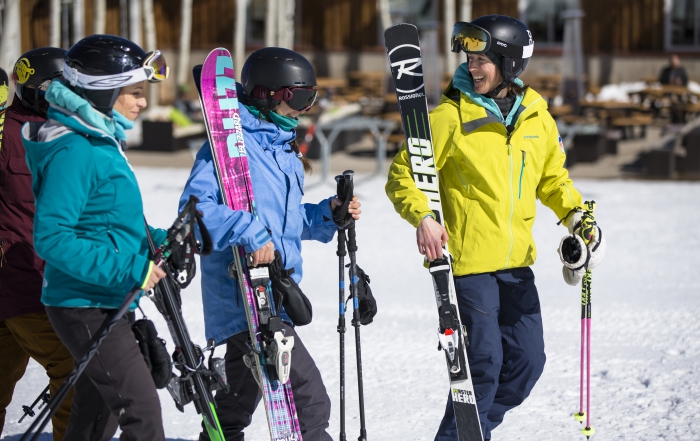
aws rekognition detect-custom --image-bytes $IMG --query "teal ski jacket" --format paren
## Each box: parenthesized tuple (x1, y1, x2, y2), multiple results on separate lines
(22, 80, 165, 309)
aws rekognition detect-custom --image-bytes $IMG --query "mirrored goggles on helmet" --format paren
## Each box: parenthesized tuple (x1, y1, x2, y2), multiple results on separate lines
(270, 87, 318, 112)
(63, 49, 169, 90)
(143, 50, 169, 83)
(451, 22, 491, 54)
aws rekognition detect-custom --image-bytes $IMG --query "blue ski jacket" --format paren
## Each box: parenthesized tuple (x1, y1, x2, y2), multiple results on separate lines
(22, 80, 166, 309)
(179, 91, 337, 345)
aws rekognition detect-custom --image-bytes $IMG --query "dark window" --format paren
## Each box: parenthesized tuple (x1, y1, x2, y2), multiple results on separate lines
(521, 0, 578, 46)
(669, 0, 700, 48)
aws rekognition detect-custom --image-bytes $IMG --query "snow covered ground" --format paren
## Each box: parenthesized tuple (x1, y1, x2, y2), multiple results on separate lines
(3, 168, 700, 441)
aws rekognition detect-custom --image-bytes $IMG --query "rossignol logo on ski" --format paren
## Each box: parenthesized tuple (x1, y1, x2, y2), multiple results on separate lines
(215, 55, 246, 158)
(452, 388, 476, 404)
(387, 44, 425, 95)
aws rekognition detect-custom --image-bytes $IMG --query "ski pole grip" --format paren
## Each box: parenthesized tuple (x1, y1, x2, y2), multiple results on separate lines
(333, 170, 355, 229)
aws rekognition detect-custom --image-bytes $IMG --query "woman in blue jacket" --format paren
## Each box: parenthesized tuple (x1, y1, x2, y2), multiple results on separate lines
(22, 35, 169, 441)
(180, 47, 361, 441)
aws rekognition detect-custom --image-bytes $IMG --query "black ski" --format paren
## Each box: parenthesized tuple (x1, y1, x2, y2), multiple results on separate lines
(384, 23, 483, 441)
(143, 197, 228, 441)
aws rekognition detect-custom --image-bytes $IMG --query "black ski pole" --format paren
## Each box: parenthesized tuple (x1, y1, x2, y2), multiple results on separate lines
(338, 170, 368, 441)
(18, 385, 50, 423)
(20, 286, 143, 441)
(348, 222, 368, 441)
(335, 179, 348, 441)
(21, 196, 205, 441)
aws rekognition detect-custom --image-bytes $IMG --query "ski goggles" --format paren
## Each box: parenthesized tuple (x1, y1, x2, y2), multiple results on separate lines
(451, 22, 491, 54)
(63, 50, 169, 90)
(142, 50, 169, 83)
(270, 86, 318, 112)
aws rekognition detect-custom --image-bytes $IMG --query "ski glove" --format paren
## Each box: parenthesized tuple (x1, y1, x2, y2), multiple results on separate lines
(269, 250, 313, 326)
(558, 211, 607, 286)
(132, 318, 172, 389)
(346, 264, 378, 325)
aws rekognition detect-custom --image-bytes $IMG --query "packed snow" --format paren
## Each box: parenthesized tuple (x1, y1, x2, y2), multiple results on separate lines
(3, 168, 699, 441)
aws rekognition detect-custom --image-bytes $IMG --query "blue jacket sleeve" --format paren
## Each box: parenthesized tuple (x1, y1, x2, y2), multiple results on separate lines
(179, 143, 271, 253)
(33, 144, 149, 292)
(299, 196, 337, 243)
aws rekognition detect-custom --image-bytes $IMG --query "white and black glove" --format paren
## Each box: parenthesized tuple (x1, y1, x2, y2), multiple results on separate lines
(558, 211, 607, 286)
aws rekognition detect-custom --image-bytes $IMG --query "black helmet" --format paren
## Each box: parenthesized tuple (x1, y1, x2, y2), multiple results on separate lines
(241, 47, 317, 112)
(452, 15, 534, 95)
(12, 47, 66, 117)
(63, 34, 168, 113)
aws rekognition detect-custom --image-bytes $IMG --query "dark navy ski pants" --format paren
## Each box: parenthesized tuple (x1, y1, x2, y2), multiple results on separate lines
(434, 267, 546, 441)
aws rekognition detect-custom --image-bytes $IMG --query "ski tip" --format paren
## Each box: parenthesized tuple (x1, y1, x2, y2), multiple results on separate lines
(384, 23, 419, 40)
(192, 65, 203, 95)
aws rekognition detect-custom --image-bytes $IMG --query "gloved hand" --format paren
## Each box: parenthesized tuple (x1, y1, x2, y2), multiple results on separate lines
(558, 211, 607, 286)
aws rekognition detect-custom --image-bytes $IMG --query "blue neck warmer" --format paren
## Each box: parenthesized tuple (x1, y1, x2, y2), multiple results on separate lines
(452, 63, 526, 127)
(44, 79, 134, 141)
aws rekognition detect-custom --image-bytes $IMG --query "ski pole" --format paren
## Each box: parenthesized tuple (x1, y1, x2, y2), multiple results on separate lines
(337, 227, 348, 441)
(335, 171, 351, 441)
(340, 170, 368, 441)
(20, 286, 143, 441)
(18, 385, 50, 423)
(573, 201, 596, 439)
(20, 196, 208, 441)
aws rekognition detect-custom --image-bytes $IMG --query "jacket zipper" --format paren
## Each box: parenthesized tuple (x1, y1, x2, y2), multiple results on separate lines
(518, 150, 526, 200)
(505, 127, 514, 269)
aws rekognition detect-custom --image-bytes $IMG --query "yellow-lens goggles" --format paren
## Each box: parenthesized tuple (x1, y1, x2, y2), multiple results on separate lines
(451, 22, 490, 54)
(144, 50, 169, 83)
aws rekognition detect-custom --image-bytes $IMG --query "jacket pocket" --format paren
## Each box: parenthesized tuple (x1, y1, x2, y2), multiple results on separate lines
(518, 150, 526, 199)
(7, 157, 35, 203)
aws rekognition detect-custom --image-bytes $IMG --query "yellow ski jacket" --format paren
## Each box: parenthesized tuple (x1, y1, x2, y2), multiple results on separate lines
(386, 84, 583, 276)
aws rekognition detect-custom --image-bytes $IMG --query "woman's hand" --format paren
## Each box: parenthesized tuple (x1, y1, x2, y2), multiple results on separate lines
(144, 264, 167, 291)
(251, 241, 275, 267)
(416, 216, 449, 261)
(331, 195, 362, 221)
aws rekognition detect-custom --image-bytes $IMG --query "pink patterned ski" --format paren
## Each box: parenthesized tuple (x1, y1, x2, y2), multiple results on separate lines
(197, 47, 302, 441)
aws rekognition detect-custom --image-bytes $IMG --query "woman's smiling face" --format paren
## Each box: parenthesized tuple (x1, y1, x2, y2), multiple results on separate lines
(112, 81, 147, 121)
(467, 54, 503, 95)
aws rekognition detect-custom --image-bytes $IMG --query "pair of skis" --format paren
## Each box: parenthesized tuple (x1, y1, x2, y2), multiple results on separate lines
(193, 48, 301, 441)
(384, 24, 483, 441)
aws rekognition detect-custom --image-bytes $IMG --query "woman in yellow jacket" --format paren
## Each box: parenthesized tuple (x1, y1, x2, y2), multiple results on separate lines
(385, 15, 606, 441)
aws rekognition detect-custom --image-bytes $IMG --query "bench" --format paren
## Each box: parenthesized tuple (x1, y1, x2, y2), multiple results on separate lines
(610, 115, 653, 139)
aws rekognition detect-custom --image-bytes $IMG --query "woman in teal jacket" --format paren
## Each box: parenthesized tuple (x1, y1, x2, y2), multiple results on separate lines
(22, 35, 169, 441)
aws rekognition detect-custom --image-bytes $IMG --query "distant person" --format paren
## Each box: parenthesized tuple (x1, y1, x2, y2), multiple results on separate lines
(659, 54, 688, 86)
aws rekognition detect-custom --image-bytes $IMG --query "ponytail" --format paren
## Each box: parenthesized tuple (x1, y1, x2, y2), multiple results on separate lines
(291, 139, 313, 173)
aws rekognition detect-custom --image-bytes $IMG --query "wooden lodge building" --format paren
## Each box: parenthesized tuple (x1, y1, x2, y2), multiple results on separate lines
(13, 0, 700, 102)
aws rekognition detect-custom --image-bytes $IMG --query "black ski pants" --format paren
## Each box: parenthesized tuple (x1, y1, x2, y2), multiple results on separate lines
(199, 324, 332, 441)
(46, 306, 165, 441)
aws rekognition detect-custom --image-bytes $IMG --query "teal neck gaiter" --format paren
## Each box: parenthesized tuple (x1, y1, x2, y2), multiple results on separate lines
(243, 104, 299, 131)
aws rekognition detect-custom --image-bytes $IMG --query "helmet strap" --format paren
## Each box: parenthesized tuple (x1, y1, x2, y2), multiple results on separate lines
(489, 80, 510, 98)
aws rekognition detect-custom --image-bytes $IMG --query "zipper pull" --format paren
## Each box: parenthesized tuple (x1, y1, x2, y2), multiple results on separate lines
(508, 144, 512, 155)
(522, 150, 527, 165)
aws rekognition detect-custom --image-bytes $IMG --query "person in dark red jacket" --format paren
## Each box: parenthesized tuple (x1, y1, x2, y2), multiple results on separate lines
(0, 47, 113, 441)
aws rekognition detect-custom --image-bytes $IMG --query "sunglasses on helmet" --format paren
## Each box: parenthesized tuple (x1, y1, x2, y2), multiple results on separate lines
(270, 86, 318, 112)
(451, 22, 491, 54)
